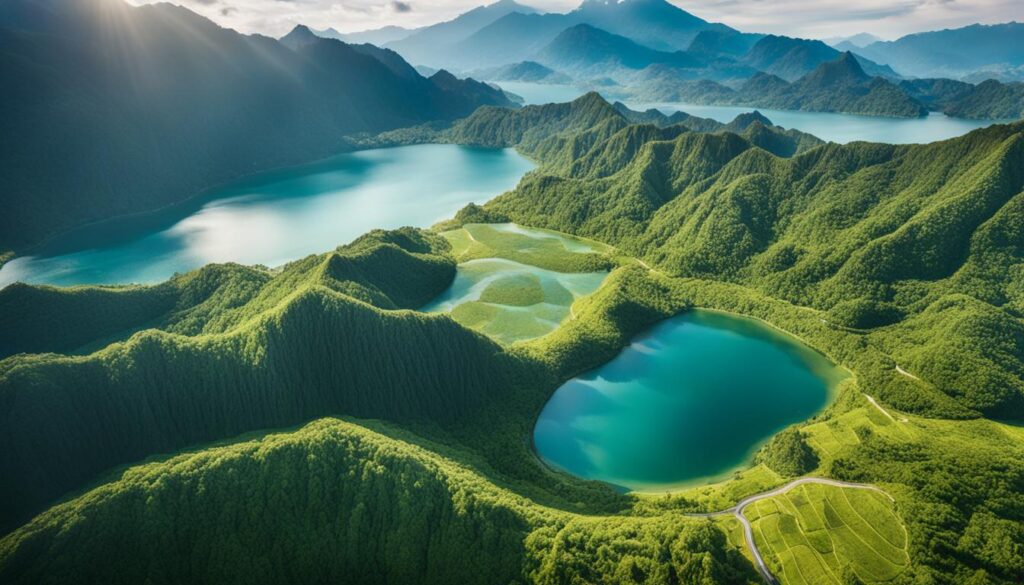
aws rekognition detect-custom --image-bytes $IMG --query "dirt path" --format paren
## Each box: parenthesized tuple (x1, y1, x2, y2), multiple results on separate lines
(865, 393, 909, 423)
(685, 477, 893, 585)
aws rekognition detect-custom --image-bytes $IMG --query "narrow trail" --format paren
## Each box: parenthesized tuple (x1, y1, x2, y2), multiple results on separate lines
(894, 365, 919, 381)
(865, 393, 909, 423)
(684, 477, 892, 585)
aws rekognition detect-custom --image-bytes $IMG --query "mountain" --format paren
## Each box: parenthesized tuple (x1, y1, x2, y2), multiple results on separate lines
(743, 34, 899, 81)
(442, 12, 572, 71)
(854, 22, 1024, 80)
(314, 24, 414, 46)
(901, 78, 1024, 120)
(565, 0, 734, 52)
(536, 24, 701, 77)
(0, 1, 514, 256)
(467, 61, 572, 84)
(384, 0, 734, 72)
(631, 53, 926, 118)
(825, 32, 882, 49)
(385, 0, 539, 68)
(687, 29, 765, 58)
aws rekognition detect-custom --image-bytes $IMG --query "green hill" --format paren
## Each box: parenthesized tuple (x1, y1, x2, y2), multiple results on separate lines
(480, 100, 1024, 418)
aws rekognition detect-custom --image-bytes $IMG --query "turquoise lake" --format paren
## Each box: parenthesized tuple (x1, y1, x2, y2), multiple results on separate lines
(0, 145, 533, 288)
(491, 82, 1005, 144)
(533, 310, 846, 491)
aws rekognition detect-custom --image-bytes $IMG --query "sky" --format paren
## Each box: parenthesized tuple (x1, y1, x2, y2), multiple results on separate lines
(128, 0, 1024, 41)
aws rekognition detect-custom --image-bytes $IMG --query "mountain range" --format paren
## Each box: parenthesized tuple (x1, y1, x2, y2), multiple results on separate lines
(0, 0, 514, 257)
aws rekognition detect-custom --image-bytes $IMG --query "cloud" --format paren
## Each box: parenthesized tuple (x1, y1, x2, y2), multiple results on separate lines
(390, 1, 412, 12)
(220, 5, 238, 15)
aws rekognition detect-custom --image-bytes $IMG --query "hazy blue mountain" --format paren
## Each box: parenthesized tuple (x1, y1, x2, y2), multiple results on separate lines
(743, 35, 899, 81)
(536, 24, 702, 76)
(854, 22, 1024, 79)
(314, 25, 414, 46)
(0, 1, 514, 254)
(631, 53, 926, 118)
(384, 0, 734, 72)
(442, 12, 571, 70)
(825, 33, 882, 49)
(385, 0, 538, 68)
(687, 29, 765, 58)
(468, 61, 572, 83)
(565, 0, 734, 52)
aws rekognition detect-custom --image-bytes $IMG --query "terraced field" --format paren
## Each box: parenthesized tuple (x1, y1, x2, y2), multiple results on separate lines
(744, 480, 909, 584)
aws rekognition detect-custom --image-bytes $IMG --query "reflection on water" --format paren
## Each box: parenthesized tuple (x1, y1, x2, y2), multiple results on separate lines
(534, 310, 847, 491)
(0, 145, 534, 288)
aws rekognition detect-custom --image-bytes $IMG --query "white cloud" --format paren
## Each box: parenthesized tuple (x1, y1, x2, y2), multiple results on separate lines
(128, 0, 1024, 40)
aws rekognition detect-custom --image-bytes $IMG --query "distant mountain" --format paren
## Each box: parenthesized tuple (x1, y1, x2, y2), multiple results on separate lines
(631, 53, 926, 118)
(854, 22, 1024, 79)
(537, 24, 700, 76)
(385, 0, 538, 68)
(825, 33, 882, 49)
(0, 1, 515, 254)
(687, 29, 765, 58)
(313, 25, 414, 46)
(743, 35, 899, 81)
(467, 61, 572, 84)
(565, 0, 734, 52)
(440, 12, 571, 71)
(384, 0, 732, 71)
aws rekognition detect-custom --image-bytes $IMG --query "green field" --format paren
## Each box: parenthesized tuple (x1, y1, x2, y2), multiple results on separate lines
(745, 484, 909, 585)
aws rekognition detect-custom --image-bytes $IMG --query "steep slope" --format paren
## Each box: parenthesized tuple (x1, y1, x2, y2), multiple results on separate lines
(483, 111, 1024, 417)
(385, 0, 538, 68)
(449, 12, 573, 71)
(742, 34, 898, 81)
(0, 0, 514, 257)
(536, 24, 701, 76)
(0, 229, 520, 531)
(854, 22, 1024, 79)
(0, 417, 759, 585)
(565, 0, 734, 52)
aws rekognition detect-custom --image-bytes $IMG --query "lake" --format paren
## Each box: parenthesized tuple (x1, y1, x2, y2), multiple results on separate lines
(0, 145, 534, 288)
(491, 82, 1004, 144)
(533, 310, 846, 491)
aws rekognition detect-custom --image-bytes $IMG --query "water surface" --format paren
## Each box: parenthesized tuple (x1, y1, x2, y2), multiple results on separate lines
(0, 145, 533, 288)
(534, 310, 846, 491)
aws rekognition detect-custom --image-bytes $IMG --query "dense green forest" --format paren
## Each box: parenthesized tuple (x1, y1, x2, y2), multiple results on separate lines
(2, 92, 1024, 584)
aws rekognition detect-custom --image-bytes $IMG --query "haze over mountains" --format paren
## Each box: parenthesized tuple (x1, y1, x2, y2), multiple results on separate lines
(0, 0, 514, 256)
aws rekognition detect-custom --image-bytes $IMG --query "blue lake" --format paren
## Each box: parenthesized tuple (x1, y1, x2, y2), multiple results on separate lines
(0, 145, 533, 288)
(534, 310, 847, 491)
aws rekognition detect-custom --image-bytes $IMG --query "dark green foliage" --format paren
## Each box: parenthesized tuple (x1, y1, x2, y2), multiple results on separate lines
(0, 0, 514, 253)
(827, 299, 902, 329)
(755, 427, 819, 477)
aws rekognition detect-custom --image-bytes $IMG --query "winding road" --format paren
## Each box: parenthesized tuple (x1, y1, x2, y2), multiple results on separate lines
(685, 477, 893, 585)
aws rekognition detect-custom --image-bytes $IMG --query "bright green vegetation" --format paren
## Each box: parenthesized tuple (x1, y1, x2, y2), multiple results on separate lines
(420, 224, 612, 344)
(755, 428, 820, 478)
(744, 483, 910, 585)
(2, 90, 1024, 585)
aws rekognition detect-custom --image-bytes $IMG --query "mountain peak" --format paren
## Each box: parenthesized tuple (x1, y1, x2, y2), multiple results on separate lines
(799, 51, 870, 87)
(281, 24, 321, 49)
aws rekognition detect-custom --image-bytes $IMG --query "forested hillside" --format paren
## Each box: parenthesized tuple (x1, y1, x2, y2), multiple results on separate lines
(466, 95, 1024, 420)
(0, 0, 513, 257)
(0, 229, 524, 530)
